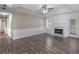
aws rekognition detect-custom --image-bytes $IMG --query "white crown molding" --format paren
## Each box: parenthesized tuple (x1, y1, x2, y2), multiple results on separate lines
(48, 10, 79, 17)
(11, 7, 43, 17)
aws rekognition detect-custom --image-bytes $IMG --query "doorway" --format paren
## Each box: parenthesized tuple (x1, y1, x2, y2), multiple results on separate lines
(0, 18, 7, 38)
(0, 19, 5, 33)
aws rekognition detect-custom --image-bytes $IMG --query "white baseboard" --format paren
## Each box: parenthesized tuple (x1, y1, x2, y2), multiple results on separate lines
(69, 35, 79, 38)
(10, 28, 72, 40)
(6, 28, 13, 38)
(12, 28, 47, 40)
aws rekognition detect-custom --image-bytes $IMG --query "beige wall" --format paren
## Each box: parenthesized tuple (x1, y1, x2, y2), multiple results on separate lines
(12, 12, 44, 29)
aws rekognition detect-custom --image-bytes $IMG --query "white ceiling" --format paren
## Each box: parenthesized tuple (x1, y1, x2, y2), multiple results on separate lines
(0, 4, 79, 17)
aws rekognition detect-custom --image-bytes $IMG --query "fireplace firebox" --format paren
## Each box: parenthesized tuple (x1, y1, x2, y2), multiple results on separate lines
(54, 29, 63, 34)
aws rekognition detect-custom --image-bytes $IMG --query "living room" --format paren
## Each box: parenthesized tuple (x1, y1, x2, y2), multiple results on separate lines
(0, 4, 79, 54)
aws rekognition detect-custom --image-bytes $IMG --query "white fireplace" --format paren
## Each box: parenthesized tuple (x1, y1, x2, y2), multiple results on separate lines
(54, 27, 64, 37)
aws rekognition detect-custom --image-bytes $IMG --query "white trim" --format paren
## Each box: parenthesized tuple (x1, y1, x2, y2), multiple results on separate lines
(69, 35, 79, 38)
(6, 13, 13, 38)
(46, 19, 48, 28)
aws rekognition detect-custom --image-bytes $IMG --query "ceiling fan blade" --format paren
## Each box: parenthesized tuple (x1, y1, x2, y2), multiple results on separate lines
(48, 8, 54, 12)
(48, 8, 53, 10)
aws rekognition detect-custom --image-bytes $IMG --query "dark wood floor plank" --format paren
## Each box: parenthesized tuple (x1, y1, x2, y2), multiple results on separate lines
(0, 33, 79, 54)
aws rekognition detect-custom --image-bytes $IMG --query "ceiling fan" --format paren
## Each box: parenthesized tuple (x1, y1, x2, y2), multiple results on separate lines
(40, 4, 54, 14)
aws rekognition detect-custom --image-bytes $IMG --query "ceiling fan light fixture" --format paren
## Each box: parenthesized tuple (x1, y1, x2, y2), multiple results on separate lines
(42, 7, 48, 13)
(42, 9, 48, 13)
(41, 4, 53, 14)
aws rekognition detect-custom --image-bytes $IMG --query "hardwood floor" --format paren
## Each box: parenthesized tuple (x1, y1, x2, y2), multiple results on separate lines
(0, 33, 79, 54)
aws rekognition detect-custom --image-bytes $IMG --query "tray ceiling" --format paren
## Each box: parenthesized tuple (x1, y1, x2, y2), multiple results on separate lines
(0, 4, 79, 17)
